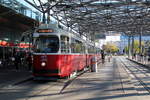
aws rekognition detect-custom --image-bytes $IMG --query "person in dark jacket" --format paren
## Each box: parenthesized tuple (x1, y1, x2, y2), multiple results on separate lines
(14, 53, 21, 70)
(101, 50, 105, 63)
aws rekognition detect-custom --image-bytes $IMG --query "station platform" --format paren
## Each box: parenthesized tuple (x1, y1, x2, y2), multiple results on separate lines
(127, 57, 150, 69)
(0, 56, 150, 100)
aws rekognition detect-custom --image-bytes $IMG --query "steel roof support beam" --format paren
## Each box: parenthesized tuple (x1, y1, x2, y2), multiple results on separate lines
(24, 0, 150, 38)
(139, 27, 142, 55)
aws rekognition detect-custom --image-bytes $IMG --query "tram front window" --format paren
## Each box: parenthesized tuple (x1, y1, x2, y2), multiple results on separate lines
(34, 36, 59, 53)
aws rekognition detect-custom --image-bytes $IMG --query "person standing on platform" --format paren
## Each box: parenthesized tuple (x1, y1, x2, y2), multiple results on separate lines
(108, 53, 112, 62)
(101, 50, 105, 64)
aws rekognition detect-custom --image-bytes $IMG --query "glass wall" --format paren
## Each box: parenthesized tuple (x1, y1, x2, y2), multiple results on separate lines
(0, 0, 41, 21)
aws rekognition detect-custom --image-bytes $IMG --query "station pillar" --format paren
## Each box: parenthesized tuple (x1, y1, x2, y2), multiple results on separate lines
(128, 36, 131, 58)
(139, 29, 143, 62)
(91, 56, 98, 72)
(131, 36, 134, 59)
(139, 31, 142, 55)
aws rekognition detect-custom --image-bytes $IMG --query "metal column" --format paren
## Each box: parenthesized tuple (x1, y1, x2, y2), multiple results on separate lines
(131, 35, 134, 59)
(42, 13, 46, 24)
(128, 36, 131, 58)
(139, 28, 142, 55)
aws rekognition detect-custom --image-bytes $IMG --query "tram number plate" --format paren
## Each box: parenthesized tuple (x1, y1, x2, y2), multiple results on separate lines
(40, 55, 47, 61)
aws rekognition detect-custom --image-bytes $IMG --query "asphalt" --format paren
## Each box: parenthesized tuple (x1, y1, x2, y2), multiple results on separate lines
(0, 65, 32, 88)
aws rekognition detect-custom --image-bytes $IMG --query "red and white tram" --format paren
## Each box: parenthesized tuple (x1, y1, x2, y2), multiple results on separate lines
(32, 24, 101, 79)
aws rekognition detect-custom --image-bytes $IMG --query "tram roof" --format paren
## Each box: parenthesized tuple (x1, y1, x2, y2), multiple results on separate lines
(25, 0, 150, 38)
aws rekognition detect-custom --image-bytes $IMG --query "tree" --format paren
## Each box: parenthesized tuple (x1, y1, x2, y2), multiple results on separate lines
(124, 40, 144, 54)
(103, 43, 119, 53)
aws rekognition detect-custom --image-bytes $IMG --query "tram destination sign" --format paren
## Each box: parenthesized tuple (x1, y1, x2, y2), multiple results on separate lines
(37, 29, 54, 33)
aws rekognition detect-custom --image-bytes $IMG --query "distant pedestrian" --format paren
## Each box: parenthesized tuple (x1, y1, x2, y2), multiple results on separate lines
(108, 53, 112, 62)
(101, 50, 105, 64)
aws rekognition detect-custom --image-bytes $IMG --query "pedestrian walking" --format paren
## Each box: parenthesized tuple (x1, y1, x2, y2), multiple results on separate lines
(108, 53, 112, 62)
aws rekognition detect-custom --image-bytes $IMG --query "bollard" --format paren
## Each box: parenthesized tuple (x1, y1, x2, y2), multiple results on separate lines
(91, 56, 98, 72)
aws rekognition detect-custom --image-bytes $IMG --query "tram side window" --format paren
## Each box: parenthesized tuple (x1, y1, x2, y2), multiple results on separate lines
(96, 48, 101, 54)
(88, 46, 91, 54)
(71, 38, 76, 53)
(88, 46, 95, 54)
(82, 45, 86, 53)
(61, 36, 70, 53)
(79, 42, 86, 53)
(92, 46, 95, 53)
(75, 41, 82, 53)
(71, 39, 85, 53)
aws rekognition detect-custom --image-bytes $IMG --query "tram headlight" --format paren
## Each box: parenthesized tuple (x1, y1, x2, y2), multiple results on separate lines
(41, 62, 46, 67)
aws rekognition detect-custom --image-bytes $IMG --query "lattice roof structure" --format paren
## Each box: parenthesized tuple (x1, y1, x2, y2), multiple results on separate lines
(24, 0, 150, 38)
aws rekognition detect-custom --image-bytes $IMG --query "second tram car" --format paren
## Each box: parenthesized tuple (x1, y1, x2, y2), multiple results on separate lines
(32, 24, 101, 79)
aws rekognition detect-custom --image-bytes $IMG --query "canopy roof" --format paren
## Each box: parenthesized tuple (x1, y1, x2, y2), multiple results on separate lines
(24, 0, 150, 38)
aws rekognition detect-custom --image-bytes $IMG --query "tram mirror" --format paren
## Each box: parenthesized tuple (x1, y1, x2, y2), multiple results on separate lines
(33, 33, 39, 38)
